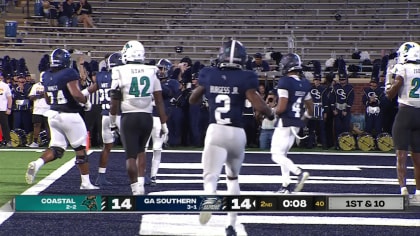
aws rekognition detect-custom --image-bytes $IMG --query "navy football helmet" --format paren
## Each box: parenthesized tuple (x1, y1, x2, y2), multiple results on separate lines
(217, 40, 247, 69)
(156, 58, 173, 79)
(50, 48, 71, 68)
(279, 53, 302, 75)
(106, 52, 123, 70)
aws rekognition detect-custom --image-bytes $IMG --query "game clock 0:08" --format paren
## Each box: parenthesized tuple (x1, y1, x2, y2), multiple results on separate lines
(279, 196, 312, 210)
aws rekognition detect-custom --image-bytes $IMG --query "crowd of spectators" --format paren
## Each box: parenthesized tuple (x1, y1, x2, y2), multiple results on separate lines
(0, 50, 399, 151)
(40, 0, 96, 28)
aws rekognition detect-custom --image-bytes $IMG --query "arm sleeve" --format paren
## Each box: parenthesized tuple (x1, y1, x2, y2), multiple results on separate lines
(110, 68, 121, 90)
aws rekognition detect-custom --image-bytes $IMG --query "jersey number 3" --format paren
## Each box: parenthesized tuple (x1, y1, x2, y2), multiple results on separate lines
(129, 76, 150, 97)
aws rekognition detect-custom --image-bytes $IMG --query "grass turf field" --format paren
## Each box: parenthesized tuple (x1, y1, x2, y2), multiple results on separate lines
(0, 150, 75, 206)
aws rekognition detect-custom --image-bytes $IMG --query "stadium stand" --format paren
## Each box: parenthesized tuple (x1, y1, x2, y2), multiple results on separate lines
(0, 0, 419, 74)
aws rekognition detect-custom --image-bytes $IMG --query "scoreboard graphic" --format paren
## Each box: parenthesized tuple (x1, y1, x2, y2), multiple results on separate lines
(12, 195, 415, 212)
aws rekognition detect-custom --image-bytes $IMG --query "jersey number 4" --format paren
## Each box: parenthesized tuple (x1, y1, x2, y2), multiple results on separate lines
(129, 76, 151, 97)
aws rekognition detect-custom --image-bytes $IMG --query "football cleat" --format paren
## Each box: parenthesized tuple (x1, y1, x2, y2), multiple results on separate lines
(80, 183, 100, 190)
(132, 188, 145, 195)
(294, 171, 310, 192)
(28, 142, 39, 148)
(410, 194, 420, 206)
(199, 212, 212, 225)
(94, 174, 112, 187)
(225, 225, 237, 236)
(25, 161, 38, 184)
(401, 187, 409, 195)
(276, 185, 292, 194)
(144, 176, 151, 185)
(150, 176, 157, 187)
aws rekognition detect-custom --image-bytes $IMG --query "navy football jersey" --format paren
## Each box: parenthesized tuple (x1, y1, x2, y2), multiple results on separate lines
(198, 67, 259, 128)
(276, 75, 312, 127)
(95, 70, 113, 115)
(43, 68, 82, 113)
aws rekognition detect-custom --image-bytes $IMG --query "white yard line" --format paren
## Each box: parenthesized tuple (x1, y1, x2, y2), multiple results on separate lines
(0, 150, 93, 225)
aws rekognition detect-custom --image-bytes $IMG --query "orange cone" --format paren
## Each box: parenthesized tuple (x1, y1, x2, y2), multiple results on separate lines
(86, 131, 90, 151)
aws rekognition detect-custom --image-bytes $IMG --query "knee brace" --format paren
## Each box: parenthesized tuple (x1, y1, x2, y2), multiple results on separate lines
(75, 149, 88, 165)
(49, 146, 65, 160)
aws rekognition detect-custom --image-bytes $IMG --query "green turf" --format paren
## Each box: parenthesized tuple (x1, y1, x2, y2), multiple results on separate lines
(0, 150, 75, 206)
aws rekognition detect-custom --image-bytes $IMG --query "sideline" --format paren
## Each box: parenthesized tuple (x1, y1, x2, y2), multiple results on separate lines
(0, 150, 94, 225)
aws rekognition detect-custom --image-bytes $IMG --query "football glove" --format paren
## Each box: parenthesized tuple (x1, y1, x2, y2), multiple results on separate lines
(110, 123, 120, 141)
(79, 101, 92, 111)
(160, 123, 169, 143)
(84, 100, 92, 111)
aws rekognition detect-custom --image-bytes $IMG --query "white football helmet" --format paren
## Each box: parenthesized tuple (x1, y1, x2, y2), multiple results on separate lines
(397, 41, 420, 64)
(121, 40, 145, 64)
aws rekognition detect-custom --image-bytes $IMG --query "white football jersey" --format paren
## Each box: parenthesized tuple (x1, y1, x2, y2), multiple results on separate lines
(111, 63, 162, 113)
(395, 63, 420, 108)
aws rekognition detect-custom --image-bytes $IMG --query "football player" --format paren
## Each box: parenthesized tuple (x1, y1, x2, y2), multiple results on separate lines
(270, 53, 313, 194)
(90, 52, 123, 186)
(25, 48, 98, 190)
(386, 41, 420, 197)
(109, 40, 168, 195)
(143, 58, 176, 186)
(189, 39, 274, 236)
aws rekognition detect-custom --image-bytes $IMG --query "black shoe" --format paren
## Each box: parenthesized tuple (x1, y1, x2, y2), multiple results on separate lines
(225, 225, 237, 236)
(145, 176, 151, 185)
(150, 176, 156, 187)
(94, 173, 112, 187)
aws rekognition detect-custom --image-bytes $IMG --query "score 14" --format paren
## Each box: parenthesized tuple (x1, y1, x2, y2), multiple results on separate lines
(229, 197, 257, 211)
(109, 197, 134, 211)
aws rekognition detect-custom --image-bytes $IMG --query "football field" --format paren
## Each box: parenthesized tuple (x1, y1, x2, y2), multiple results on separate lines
(0, 149, 419, 236)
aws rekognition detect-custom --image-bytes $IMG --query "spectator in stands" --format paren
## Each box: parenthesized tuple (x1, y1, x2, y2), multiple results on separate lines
(0, 72, 13, 147)
(76, 0, 96, 28)
(250, 53, 270, 72)
(42, 0, 60, 27)
(27, 72, 50, 148)
(58, 0, 78, 27)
